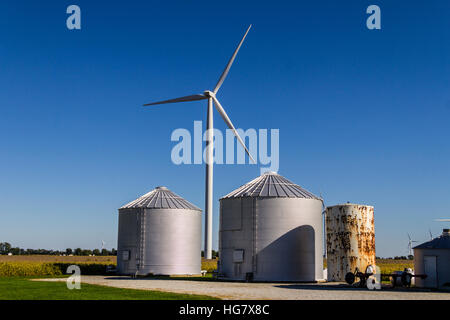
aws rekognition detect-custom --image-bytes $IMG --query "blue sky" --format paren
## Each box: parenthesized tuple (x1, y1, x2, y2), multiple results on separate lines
(0, 1, 449, 257)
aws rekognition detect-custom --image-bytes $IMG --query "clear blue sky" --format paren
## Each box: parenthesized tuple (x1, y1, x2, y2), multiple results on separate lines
(0, 1, 449, 257)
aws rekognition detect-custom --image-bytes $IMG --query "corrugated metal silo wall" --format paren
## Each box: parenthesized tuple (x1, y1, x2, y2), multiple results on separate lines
(219, 197, 254, 280)
(326, 205, 375, 281)
(117, 208, 202, 275)
(141, 208, 202, 275)
(219, 197, 323, 281)
(117, 208, 140, 274)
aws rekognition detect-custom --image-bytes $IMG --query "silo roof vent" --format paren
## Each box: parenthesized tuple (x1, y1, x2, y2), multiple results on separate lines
(120, 187, 201, 211)
(221, 171, 320, 199)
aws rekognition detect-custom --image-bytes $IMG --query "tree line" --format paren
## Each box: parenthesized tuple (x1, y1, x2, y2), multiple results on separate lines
(375, 255, 414, 260)
(201, 250, 219, 259)
(0, 242, 117, 256)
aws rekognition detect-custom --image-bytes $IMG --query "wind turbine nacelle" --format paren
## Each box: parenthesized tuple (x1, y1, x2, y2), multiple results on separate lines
(203, 90, 214, 97)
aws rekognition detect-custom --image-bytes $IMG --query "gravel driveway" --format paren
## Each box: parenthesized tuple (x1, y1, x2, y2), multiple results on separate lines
(36, 276, 450, 300)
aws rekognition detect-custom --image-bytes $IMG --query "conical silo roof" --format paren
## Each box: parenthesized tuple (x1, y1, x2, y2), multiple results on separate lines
(221, 171, 321, 199)
(119, 186, 201, 211)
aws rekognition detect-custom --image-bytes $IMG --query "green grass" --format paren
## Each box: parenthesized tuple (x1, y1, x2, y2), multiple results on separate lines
(0, 277, 219, 300)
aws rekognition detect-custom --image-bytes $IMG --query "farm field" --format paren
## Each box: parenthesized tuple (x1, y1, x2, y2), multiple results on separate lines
(375, 259, 414, 275)
(0, 255, 414, 275)
(0, 255, 116, 264)
(0, 255, 219, 275)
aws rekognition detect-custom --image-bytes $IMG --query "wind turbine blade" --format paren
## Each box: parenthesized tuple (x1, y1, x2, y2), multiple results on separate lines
(435, 219, 450, 222)
(143, 94, 207, 106)
(212, 96, 256, 164)
(213, 25, 252, 94)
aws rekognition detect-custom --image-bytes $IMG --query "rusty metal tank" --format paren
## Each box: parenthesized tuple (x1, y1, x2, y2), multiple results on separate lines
(326, 204, 375, 282)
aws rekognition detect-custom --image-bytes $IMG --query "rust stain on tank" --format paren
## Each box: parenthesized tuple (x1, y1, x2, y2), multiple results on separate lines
(326, 204, 375, 282)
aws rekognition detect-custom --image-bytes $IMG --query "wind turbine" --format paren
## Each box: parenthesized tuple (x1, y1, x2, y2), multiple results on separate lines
(435, 219, 450, 222)
(143, 25, 255, 259)
(407, 233, 419, 256)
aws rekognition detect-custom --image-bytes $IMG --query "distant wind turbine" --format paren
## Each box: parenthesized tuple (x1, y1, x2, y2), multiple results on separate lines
(407, 233, 419, 256)
(101, 240, 105, 250)
(143, 25, 255, 259)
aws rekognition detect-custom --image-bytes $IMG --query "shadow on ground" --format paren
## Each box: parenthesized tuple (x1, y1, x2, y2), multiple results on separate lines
(274, 283, 444, 293)
(100, 276, 450, 294)
(104, 275, 217, 282)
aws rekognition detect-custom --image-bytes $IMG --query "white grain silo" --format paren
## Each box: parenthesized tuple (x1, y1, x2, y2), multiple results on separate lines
(117, 186, 202, 276)
(326, 204, 375, 282)
(413, 229, 450, 289)
(218, 172, 324, 282)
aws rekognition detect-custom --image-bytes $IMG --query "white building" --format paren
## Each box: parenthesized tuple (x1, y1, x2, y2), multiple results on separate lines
(413, 229, 450, 289)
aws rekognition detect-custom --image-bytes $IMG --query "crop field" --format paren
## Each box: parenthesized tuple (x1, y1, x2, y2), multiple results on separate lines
(0, 255, 116, 264)
(0, 255, 413, 277)
(0, 255, 220, 277)
(375, 259, 414, 274)
(198, 258, 414, 276)
(0, 255, 116, 277)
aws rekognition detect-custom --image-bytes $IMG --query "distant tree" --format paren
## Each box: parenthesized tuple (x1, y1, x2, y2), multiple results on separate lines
(407, 255, 414, 260)
(0, 242, 12, 254)
(0, 244, 118, 256)
(81, 249, 92, 256)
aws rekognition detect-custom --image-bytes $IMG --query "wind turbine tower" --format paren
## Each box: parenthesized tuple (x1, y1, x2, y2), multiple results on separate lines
(143, 26, 255, 259)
